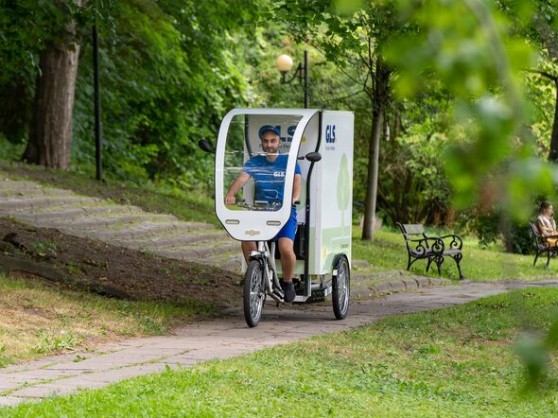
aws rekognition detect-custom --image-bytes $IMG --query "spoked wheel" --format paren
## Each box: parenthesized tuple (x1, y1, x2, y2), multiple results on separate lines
(332, 255, 350, 320)
(243, 260, 266, 327)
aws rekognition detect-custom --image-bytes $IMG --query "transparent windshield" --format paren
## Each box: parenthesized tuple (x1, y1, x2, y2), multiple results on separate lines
(222, 113, 303, 213)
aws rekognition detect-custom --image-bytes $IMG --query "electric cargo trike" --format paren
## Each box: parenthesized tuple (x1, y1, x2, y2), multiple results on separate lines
(213, 108, 354, 327)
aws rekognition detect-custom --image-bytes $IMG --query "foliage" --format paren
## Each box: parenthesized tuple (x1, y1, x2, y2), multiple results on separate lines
(376, 91, 455, 226)
(0, 0, 270, 185)
(523, 52, 558, 156)
(274, 0, 414, 239)
(467, 209, 534, 253)
(72, 0, 267, 185)
(0, 0, 82, 145)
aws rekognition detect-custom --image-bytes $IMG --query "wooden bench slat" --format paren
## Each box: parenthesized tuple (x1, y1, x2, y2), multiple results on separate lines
(401, 224, 425, 235)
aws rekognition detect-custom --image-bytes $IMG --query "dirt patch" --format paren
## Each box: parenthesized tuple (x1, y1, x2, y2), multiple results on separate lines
(0, 217, 241, 310)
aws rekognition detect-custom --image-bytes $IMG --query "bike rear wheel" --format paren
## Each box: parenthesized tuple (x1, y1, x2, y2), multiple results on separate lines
(332, 255, 350, 320)
(243, 260, 266, 327)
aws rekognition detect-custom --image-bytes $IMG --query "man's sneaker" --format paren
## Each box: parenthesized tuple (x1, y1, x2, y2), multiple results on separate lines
(280, 280, 296, 303)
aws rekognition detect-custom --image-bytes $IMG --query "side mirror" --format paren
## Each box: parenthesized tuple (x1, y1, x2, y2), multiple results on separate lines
(198, 139, 215, 153)
(304, 152, 322, 162)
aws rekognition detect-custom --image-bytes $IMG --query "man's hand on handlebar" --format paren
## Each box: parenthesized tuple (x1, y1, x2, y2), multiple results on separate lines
(225, 193, 236, 205)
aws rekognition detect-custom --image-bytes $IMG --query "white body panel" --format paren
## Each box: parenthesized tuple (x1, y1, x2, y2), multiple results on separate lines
(307, 111, 354, 274)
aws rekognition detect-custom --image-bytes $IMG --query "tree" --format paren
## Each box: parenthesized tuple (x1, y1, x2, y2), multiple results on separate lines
(22, 0, 86, 168)
(1, 0, 269, 175)
(497, 0, 558, 162)
(275, 0, 402, 240)
(0, 0, 71, 147)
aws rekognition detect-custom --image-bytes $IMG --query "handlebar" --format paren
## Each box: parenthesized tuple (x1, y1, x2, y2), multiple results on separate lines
(237, 200, 282, 211)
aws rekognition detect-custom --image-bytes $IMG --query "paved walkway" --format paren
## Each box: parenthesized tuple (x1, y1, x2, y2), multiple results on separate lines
(2, 280, 558, 407)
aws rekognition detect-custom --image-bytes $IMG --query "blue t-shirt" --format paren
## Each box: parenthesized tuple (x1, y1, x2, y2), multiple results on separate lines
(243, 154, 301, 203)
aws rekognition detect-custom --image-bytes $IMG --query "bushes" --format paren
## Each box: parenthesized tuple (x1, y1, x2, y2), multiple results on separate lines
(468, 209, 534, 254)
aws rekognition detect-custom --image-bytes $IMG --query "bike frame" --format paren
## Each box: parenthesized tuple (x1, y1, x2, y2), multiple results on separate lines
(249, 240, 284, 302)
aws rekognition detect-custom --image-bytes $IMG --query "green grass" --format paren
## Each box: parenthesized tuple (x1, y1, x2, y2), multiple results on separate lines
(352, 228, 558, 282)
(0, 273, 206, 367)
(3, 288, 558, 417)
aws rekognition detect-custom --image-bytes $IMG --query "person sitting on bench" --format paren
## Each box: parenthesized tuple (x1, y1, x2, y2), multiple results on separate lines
(537, 201, 558, 246)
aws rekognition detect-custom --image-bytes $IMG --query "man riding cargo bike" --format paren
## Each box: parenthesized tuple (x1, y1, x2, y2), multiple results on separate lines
(212, 108, 354, 327)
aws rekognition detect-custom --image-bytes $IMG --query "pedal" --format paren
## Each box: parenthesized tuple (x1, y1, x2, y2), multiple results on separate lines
(270, 288, 284, 303)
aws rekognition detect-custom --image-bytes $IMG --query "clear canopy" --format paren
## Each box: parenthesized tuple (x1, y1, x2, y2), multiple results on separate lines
(220, 113, 304, 213)
(215, 109, 320, 241)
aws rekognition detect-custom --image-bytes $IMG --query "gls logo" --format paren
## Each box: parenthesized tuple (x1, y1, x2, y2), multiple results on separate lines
(325, 125, 336, 143)
(273, 171, 285, 177)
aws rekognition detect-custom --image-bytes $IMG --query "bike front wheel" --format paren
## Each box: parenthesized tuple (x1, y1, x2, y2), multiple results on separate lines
(243, 260, 266, 327)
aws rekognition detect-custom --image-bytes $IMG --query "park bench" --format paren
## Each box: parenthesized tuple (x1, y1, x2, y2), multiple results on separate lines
(529, 222, 558, 268)
(396, 223, 464, 279)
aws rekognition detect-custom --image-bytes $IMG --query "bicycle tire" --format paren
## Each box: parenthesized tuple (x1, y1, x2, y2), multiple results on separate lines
(243, 260, 266, 327)
(332, 255, 350, 320)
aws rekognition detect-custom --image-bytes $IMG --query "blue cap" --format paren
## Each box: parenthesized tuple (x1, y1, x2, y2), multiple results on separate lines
(258, 125, 281, 139)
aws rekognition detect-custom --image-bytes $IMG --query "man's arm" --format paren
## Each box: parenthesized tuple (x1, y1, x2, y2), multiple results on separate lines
(226, 171, 250, 205)
(292, 173, 302, 204)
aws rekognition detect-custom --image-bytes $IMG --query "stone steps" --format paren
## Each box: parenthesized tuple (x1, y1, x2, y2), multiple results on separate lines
(0, 170, 241, 273)
(114, 230, 230, 249)
(9, 205, 142, 222)
(0, 186, 74, 198)
(32, 213, 178, 231)
(0, 195, 106, 212)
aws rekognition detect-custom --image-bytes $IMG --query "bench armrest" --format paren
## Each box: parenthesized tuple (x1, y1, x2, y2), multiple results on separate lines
(437, 234, 463, 250)
(406, 237, 445, 255)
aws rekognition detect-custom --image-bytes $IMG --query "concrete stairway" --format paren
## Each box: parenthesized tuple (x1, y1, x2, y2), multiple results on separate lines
(0, 174, 242, 274)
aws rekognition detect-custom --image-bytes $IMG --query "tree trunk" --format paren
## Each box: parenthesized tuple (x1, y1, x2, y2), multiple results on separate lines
(22, 1, 83, 169)
(362, 60, 390, 240)
(362, 103, 383, 240)
(548, 78, 558, 162)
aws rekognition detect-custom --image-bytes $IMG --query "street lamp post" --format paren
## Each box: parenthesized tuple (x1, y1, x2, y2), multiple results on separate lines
(92, 23, 103, 181)
(275, 50, 309, 108)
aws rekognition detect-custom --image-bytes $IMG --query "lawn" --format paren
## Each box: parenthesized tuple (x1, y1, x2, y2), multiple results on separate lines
(352, 228, 558, 282)
(3, 288, 557, 417)
(0, 273, 203, 368)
